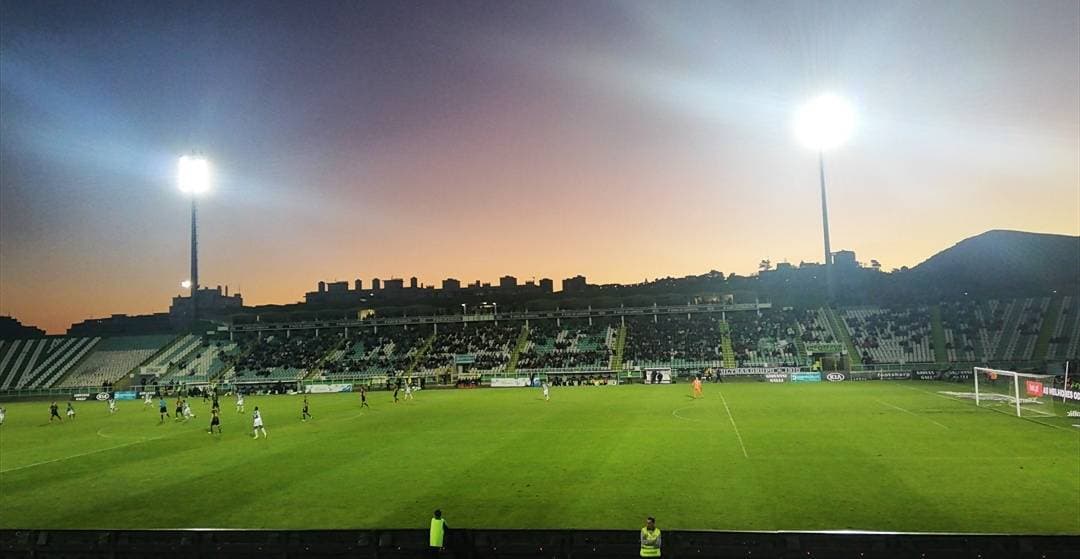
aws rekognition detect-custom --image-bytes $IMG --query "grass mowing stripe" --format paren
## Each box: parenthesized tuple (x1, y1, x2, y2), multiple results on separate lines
(717, 388, 749, 458)
(875, 399, 949, 429)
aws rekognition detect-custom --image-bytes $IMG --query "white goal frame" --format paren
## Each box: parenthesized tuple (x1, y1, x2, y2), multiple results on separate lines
(973, 367, 1056, 417)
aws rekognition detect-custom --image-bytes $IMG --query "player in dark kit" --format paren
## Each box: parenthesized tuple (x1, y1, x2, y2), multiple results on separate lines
(174, 397, 183, 421)
(49, 402, 62, 422)
(301, 396, 312, 422)
(393, 378, 402, 403)
(208, 408, 221, 434)
(360, 386, 370, 408)
(158, 396, 169, 423)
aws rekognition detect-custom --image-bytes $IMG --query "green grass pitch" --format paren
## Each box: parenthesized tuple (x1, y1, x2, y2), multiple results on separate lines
(1, 382, 1077, 533)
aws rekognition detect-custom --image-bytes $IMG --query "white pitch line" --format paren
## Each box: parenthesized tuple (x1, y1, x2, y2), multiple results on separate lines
(1, 435, 165, 474)
(717, 389, 749, 458)
(876, 399, 949, 429)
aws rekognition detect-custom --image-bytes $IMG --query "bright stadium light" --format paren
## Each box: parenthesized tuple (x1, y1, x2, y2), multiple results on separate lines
(178, 155, 211, 195)
(181, 280, 192, 289)
(793, 93, 856, 300)
(793, 94, 855, 151)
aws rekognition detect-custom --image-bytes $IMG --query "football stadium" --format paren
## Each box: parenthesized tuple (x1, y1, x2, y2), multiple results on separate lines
(2, 1, 1079, 558)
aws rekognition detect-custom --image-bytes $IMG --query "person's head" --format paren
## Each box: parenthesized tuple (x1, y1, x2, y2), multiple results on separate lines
(434, 509, 442, 519)
(646, 516, 655, 530)
(254, 406, 259, 411)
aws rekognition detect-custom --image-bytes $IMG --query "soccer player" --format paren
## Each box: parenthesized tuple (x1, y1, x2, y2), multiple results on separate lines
(301, 396, 312, 422)
(49, 402, 62, 422)
(359, 386, 369, 408)
(143, 392, 153, 409)
(108, 397, 118, 414)
(0, 406, 5, 425)
(182, 400, 194, 421)
(692, 376, 703, 399)
(66, 402, 76, 420)
(542, 382, 550, 402)
(404, 381, 414, 401)
(236, 393, 245, 413)
(252, 406, 267, 439)
(393, 382, 400, 403)
(174, 397, 183, 421)
(208, 408, 221, 435)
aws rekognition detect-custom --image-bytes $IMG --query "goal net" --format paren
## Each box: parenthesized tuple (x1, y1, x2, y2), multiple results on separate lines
(968, 367, 1080, 428)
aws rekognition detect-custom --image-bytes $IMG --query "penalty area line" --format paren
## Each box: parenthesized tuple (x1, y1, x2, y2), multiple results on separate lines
(876, 399, 949, 429)
(717, 389, 749, 459)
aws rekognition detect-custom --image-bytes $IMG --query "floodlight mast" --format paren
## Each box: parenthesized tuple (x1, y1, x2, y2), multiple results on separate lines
(178, 155, 210, 324)
(794, 94, 854, 300)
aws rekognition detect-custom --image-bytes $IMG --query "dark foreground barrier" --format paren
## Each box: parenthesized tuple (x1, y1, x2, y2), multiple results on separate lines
(2, 529, 1077, 559)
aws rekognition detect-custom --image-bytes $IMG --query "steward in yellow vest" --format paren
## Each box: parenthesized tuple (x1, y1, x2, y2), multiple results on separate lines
(640, 516, 662, 557)
(430, 509, 447, 551)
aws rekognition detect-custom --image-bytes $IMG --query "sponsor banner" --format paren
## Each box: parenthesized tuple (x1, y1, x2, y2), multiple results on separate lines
(845, 372, 876, 381)
(719, 367, 801, 376)
(643, 369, 673, 384)
(454, 354, 476, 365)
(913, 371, 941, 381)
(877, 372, 911, 380)
(305, 383, 354, 394)
(140, 365, 169, 376)
(764, 373, 787, 384)
(490, 378, 530, 388)
(1041, 385, 1080, 402)
(791, 372, 821, 383)
(825, 372, 845, 382)
(114, 391, 138, 400)
(1026, 380, 1044, 398)
(72, 393, 91, 401)
(942, 370, 974, 381)
(96, 392, 110, 401)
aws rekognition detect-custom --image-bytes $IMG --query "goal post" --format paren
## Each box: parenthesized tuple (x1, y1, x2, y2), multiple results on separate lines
(973, 367, 1063, 420)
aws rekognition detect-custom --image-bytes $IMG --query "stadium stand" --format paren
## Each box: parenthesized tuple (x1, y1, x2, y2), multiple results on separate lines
(162, 340, 238, 383)
(940, 298, 1053, 363)
(1046, 296, 1080, 360)
(140, 334, 202, 370)
(622, 314, 726, 368)
(840, 307, 934, 364)
(420, 321, 519, 372)
(58, 335, 174, 388)
(321, 325, 430, 379)
(793, 308, 837, 344)
(0, 337, 100, 390)
(725, 309, 801, 367)
(226, 330, 341, 382)
(516, 318, 614, 371)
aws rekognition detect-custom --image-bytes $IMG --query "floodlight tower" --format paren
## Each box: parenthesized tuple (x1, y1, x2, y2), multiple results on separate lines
(178, 155, 211, 322)
(794, 94, 855, 298)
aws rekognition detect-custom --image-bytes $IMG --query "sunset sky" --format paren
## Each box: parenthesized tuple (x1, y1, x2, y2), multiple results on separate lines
(1, 0, 1078, 333)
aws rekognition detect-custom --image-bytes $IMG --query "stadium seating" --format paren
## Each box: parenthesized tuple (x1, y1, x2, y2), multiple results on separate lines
(516, 318, 614, 371)
(0, 337, 101, 390)
(725, 309, 801, 367)
(840, 307, 934, 364)
(161, 340, 238, 383)
(622, 314, 726, 368)
(940, 298, 1052, 363)
(321, 325, 430, 379)
(420, 321, 519, 372)
(1046, 296, 1080, 360)
(59, 335, 174, 388)
(226, 330, 341, 382)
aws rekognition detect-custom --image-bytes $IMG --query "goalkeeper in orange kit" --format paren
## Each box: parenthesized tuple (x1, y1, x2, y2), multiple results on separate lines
(692, 376, 703, 399)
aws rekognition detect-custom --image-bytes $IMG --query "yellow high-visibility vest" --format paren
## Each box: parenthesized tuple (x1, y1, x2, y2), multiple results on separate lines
(430, 517, 445, 547)
(640, 527, 661, 557)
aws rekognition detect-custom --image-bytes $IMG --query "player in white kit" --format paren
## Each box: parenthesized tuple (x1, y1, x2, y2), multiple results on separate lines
(252, 406, 267, 439)
(236, 393, 245, 413)
(404, 382, 414, 401)
(143, 393, 153, 410)
(542, 382, 550, 402)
